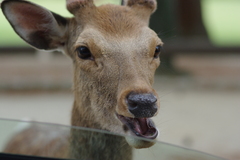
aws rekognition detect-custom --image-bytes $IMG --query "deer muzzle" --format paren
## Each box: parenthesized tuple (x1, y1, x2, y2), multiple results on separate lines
(127, 92, 158, 118)
(116, 88, 159, 148)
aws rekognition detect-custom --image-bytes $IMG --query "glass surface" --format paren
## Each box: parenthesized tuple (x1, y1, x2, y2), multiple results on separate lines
(0, 119, 225, 160)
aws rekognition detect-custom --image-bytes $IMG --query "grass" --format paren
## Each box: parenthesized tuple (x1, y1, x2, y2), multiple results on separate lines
(0, 0, 240, 47)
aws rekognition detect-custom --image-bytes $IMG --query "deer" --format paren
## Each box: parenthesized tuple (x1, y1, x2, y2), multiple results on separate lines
(1, 0, 163, 159)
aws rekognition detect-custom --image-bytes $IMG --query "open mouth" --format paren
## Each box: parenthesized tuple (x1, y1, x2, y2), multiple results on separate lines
(117, 114, 158, 139)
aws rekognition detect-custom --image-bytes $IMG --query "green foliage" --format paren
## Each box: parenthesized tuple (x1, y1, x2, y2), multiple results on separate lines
(202, 0, 240, 46)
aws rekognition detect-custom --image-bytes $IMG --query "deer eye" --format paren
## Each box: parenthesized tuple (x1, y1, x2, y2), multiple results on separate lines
(76, 46, 93, 60)
(154, 45, 161, 58)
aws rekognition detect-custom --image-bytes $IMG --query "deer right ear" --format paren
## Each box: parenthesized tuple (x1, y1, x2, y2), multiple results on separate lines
(1, 0, 68, 50)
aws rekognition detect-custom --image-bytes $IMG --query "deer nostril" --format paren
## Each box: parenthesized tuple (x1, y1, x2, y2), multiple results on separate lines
(126, 93, 158, 118)
(127, 100, 138, 110)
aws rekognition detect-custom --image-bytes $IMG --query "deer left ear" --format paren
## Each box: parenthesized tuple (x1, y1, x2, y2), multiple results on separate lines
(1, 0, 68, 50)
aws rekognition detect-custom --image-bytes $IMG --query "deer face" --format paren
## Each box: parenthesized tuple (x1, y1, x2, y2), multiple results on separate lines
(1, 0, 162, 149)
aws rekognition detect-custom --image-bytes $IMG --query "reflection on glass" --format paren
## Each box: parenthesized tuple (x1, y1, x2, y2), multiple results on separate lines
(0, 119, 224, 160)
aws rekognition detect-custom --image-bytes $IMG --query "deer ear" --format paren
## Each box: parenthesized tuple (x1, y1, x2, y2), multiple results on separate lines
(1, 0, 68, 50)
(121, 0, 157, 25)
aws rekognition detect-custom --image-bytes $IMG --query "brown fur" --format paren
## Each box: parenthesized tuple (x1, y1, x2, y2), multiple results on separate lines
(4, 125, 69, 158)
(2, 0, 162, 159)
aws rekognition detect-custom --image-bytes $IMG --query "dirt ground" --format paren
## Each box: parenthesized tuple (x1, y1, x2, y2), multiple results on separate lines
(0, 53, 239, 160)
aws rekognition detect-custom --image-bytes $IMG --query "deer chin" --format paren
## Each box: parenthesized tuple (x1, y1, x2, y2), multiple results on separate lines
(117, 114, 158, 149)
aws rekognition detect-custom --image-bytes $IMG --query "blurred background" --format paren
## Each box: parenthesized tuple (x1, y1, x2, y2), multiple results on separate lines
(0, 0, 239, 160)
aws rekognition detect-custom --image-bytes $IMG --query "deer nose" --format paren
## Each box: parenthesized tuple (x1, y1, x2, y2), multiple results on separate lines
(126, 93, 158, 118)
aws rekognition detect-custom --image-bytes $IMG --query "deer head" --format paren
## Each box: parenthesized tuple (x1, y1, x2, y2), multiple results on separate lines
(1, 0, 163, 149)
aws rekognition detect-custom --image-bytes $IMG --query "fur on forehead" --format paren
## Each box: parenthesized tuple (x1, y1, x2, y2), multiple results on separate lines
(68, 0, 157, 28)
(74, 4, 146, 36)
(67, 0, 157, 13)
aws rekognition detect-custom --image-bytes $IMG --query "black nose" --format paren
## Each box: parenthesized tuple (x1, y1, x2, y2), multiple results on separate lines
(126, 93, 158, 118)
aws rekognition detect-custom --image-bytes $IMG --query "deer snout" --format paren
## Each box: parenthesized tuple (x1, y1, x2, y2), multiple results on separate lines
(126, 92, 158, 118)
(117, 89, 159, 146)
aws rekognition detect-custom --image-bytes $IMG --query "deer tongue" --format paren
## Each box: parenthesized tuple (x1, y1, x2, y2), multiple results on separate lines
(118, 115, 158, 139)
(134, 118, 148, 135)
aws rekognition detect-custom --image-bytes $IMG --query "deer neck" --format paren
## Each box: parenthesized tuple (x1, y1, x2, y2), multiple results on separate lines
(69, 126, 133, 160)
(70, 97, 133, 160)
